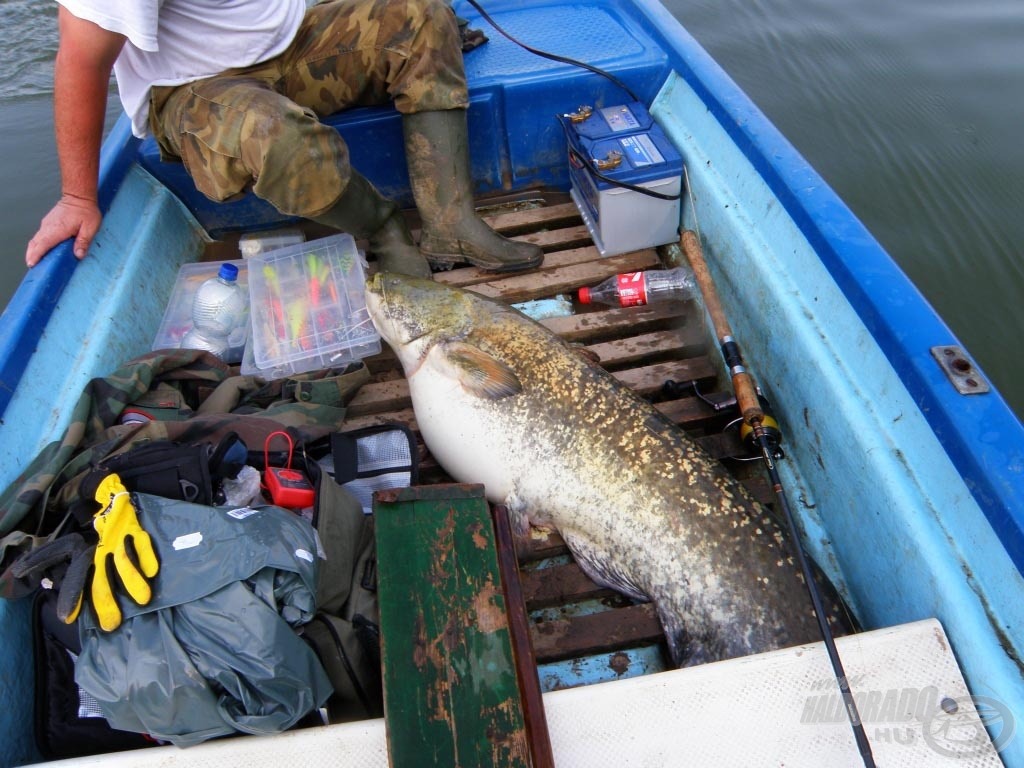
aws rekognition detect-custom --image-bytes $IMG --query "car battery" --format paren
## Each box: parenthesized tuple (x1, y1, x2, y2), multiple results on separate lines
(566, 103, 683, 257)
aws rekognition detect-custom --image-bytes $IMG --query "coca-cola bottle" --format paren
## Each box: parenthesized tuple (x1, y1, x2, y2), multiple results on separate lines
(578, 267, 696, 307)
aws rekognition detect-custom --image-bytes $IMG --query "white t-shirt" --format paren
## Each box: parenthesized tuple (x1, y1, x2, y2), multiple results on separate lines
(57, 0, 307, 137)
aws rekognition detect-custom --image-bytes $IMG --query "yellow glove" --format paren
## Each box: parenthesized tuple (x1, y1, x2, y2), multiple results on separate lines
(74, 473, 161, 631)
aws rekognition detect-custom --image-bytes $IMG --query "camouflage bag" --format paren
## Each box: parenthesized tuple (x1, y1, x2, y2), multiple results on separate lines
(0, 348, 369, 593)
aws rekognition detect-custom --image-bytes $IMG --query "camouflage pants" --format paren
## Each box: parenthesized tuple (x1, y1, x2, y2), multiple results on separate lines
(149, 0, 469, 218)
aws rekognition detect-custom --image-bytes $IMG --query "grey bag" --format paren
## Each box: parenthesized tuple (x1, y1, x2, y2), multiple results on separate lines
(290, 424, 417, 723)
(74, 494, 333, 747)
(303, 465, 383, 722)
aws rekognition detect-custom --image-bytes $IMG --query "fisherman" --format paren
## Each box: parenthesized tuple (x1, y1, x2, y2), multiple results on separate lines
(24, 0, 544, 278)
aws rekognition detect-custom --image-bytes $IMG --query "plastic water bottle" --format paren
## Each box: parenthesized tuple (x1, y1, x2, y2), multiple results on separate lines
(181, 263, 246, 360)
(578, 267, 697, 307)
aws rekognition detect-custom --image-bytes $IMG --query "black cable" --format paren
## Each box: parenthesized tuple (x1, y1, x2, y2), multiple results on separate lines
(462, 0, 640, 102)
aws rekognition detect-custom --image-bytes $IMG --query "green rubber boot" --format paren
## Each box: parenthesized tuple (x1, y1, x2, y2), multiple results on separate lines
(403, 109, 544, 272)
(313, 171, 432, 279)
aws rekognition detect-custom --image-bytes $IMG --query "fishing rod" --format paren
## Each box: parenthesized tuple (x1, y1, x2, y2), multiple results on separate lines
(678, 225, 877, 768)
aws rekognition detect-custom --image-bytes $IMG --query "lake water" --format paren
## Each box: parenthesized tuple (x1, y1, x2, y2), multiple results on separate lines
(1, 0, 1021, 418)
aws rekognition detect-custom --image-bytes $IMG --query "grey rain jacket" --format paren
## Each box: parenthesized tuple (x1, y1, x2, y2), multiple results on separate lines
(75, 494, 332, 747)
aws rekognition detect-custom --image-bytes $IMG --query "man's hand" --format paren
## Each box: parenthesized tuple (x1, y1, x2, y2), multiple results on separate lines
(26, 193, 102, 266)
(25, 7, 125, 268)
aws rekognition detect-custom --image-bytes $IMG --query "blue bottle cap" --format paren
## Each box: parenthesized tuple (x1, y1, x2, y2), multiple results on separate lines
(217, 263, 239, 282)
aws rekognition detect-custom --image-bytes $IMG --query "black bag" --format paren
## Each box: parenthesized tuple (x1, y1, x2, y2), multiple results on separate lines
(79, 432, 248, 513)
(32, 591, 154, 760)
(318, 424, 420, 513)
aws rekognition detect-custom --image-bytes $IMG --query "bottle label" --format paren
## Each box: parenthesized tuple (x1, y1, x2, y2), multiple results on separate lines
(616, 272, 648, 307)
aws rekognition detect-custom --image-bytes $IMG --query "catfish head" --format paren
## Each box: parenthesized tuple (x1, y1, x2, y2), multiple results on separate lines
(366, 271, 508, 371)
(365, 272, 474, 357)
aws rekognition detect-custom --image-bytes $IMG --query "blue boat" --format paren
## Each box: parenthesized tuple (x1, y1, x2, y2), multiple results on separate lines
(1, 0, 1021, 765)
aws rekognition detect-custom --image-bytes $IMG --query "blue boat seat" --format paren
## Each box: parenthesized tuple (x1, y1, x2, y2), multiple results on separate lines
(136, 0, 671, 237)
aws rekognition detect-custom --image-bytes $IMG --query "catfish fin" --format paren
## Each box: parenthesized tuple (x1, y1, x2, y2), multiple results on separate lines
(440, 341, 522, 400)
(655, 601, 694, 668)
(653, 600, 723, 669)
(561, 531, 649, 603)
(503, 483, 532, 537)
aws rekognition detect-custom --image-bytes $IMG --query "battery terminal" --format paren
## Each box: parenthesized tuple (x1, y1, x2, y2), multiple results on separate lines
(564, 105, 593, 123)
(593, 150, 623, 171)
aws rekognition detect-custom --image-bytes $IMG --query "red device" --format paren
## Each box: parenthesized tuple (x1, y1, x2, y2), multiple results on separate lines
(263, 431, 315, 509)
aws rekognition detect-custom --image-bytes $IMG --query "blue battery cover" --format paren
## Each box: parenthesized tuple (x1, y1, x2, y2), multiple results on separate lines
(567, 103, 683, 189)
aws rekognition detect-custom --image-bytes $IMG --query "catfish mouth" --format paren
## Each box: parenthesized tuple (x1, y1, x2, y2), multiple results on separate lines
(366, 271, 406, 311)
(365, 271, 426, 347)
(364, 272, 393, 343)
(365, 271, 389, 307)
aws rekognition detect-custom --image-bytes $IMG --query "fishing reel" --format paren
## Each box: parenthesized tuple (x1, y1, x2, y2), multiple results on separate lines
(660, 379, 784, 461)
(739, 394, 785, 461)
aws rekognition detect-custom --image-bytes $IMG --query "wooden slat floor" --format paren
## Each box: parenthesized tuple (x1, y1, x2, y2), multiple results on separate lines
(343, 198, 771, 680)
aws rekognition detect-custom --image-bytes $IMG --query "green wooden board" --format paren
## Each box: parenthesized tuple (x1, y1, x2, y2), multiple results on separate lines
(375, 485, 531, 767)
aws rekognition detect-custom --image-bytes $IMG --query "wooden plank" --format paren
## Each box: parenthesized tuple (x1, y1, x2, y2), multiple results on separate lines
(614, 358, 717, 397)
(530, 603, 665, 663)
(657, 396, 730, 431)
(356, 309, 700, 380)
(346, 356, 717, 418)
(541, 301, 692, 344)
(494, 506, 556, 768)
(397, 203, 582, 250)
(358, 301, 698, 381)
(698, 431, 746, 461)
(520, 563, 613, 610)
(586, 328, 703, 369)
(374, 485, 531, 768)
(464, 250, 661, 305)
(514, 528, 570, 564)
(345, 377, 410, 417)
(435, 245, 651, 289)
(482, 202, 581, 236)
(419, 222, 591, 260)
(509, 223, 595, 253)
(364, 327, 700, 382)
(342, 405, 419, 432)
(341, 394, 726, 435)
(361, 299, 687, 378)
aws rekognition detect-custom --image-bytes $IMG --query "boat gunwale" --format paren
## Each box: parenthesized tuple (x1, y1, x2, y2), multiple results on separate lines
(612, 0, 1024, 572)
(0, 117, 139, 419)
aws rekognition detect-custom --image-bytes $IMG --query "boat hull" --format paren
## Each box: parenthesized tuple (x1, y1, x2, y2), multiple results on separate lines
(0, 0, 1021, 764)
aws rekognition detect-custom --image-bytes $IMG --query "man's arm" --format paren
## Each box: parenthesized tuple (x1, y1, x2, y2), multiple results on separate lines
(25, 7, 126, 267)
